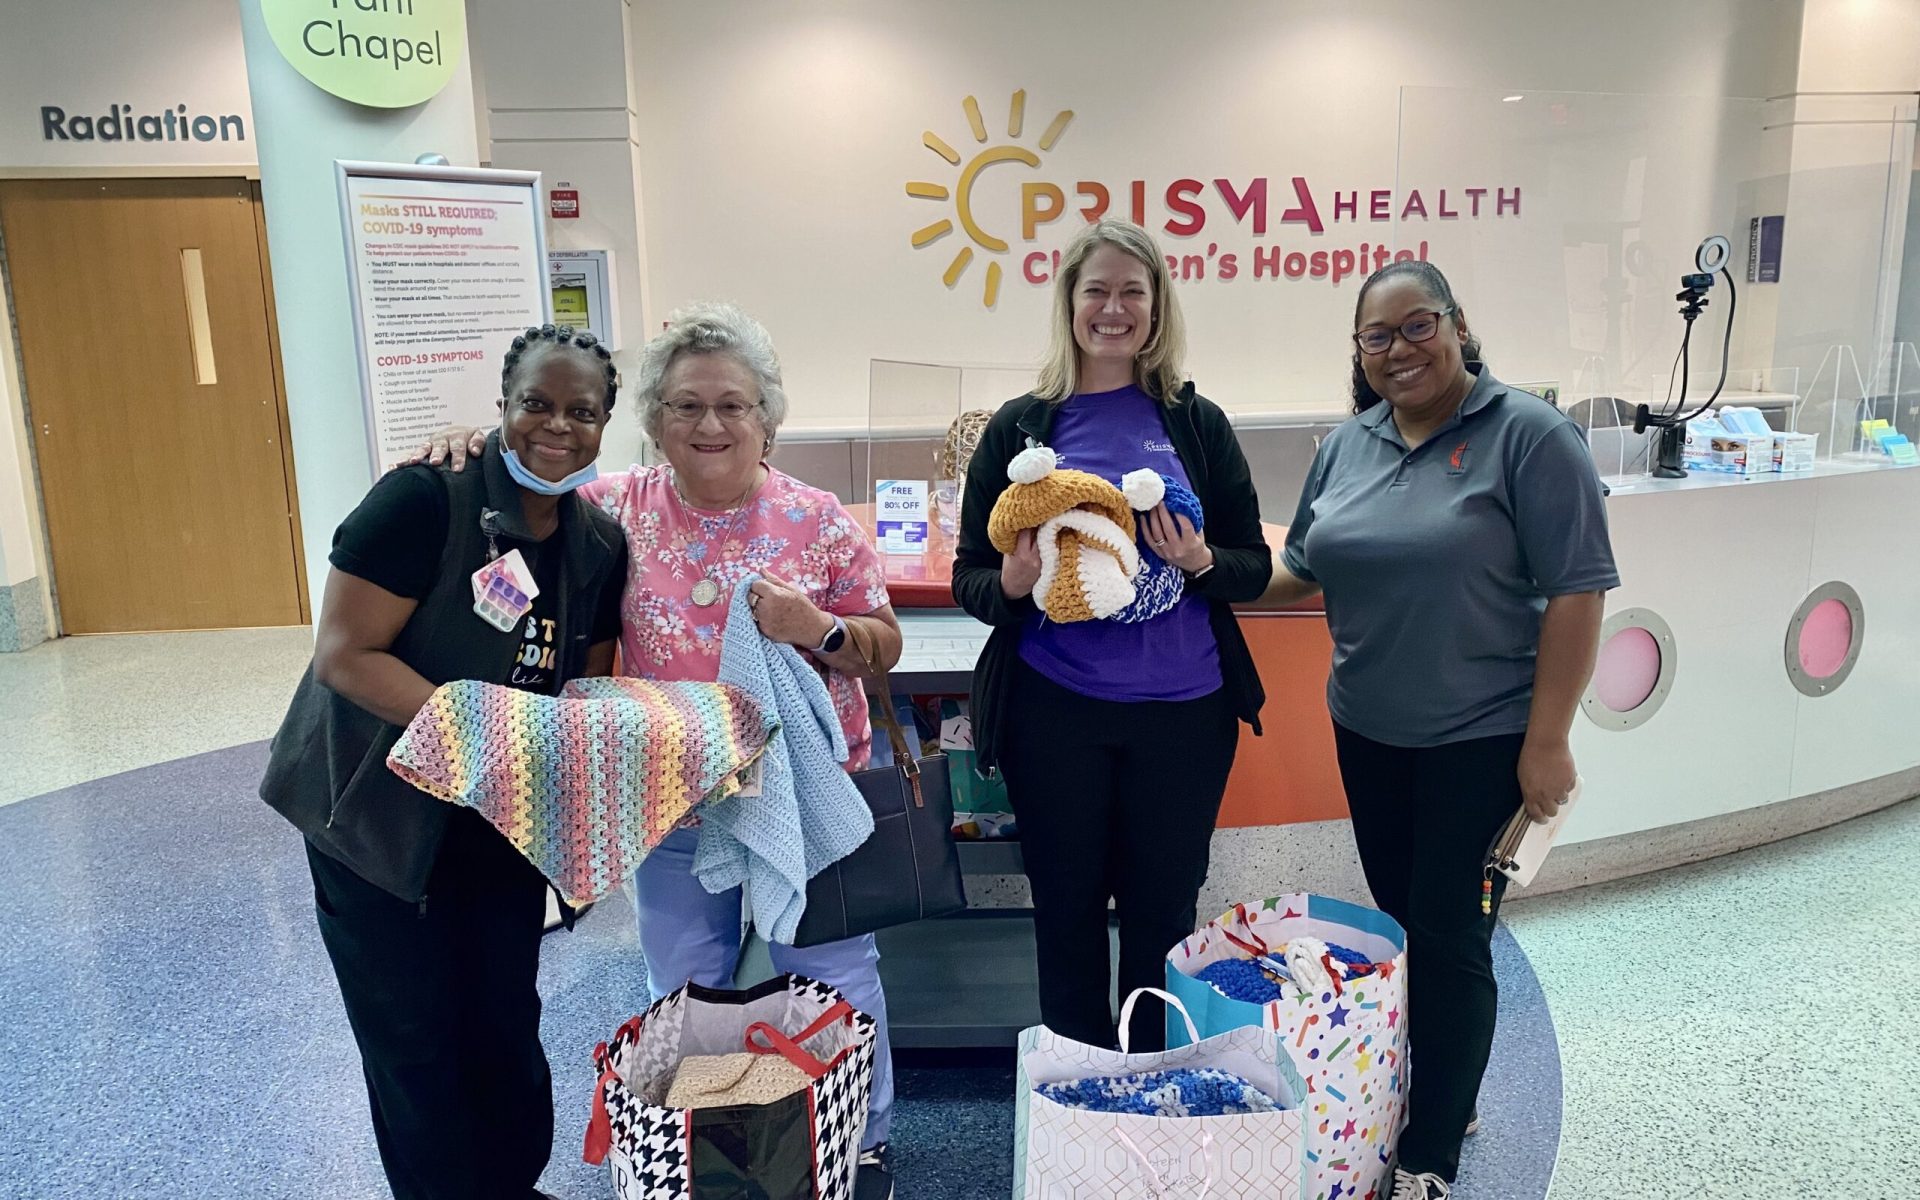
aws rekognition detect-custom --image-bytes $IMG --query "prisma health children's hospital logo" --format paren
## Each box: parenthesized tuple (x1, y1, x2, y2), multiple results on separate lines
(905, 89, 1527, 309)
(906, 90, 1074, 309)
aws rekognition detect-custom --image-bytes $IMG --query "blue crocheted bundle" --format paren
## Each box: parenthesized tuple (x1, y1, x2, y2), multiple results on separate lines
(1112, 473, 1206, 625)
(1325, 943, 1373, 970)
(1037, 1067, 1280, 1117)
(1197, 941, 1376, 1003)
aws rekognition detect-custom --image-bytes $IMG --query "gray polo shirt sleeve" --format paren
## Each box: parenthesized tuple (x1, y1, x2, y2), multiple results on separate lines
(1281, 440, 1329, 583)
(1511, 422, 1620, 596)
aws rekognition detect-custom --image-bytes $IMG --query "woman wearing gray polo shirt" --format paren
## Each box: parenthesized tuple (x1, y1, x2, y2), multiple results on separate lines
(1267, 261, 1617, 1200)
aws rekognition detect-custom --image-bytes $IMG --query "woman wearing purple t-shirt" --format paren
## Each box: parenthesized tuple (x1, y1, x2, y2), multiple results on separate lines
(953, 219, 1271, 1051)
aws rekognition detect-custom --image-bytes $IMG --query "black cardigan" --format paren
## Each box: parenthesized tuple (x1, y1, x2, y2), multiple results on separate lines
(951, 383, 1271, 770)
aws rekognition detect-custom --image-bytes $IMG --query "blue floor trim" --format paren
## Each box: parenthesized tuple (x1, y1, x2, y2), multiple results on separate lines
(0, 742, 1561, 1198)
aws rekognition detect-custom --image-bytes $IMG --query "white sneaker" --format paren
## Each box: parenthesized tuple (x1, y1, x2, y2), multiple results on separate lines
(1391, 1168, 1451, 1200)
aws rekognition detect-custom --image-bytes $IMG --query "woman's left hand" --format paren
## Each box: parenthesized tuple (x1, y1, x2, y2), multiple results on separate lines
(1517, 736, 1577, 825)
(1142, 505, 1212, 574)
(748, 575, 832, 648)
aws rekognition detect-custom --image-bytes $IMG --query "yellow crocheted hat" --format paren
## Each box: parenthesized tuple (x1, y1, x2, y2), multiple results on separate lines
(987, 446, 1136, 554)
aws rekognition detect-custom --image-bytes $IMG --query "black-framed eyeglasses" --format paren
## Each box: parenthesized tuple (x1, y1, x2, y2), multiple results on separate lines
(1353, 307, 1455, 356)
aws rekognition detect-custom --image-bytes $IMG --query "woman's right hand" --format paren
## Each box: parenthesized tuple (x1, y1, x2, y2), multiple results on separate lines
(1000, 528, 1042, 599)
(391, 426, 488, 473)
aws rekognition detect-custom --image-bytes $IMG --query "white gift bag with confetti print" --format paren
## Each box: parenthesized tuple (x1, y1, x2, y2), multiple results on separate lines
(1013, 989, 1308, 1200)
(1165, 894, 1409, 1200)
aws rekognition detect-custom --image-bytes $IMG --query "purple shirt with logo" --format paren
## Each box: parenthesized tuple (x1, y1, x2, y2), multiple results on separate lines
(1019, 385, 1223, 702)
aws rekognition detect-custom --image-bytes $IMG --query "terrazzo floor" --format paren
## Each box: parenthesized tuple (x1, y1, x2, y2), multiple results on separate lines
(0, 626, 313, 806)
(1502, 796, 1920, 1197)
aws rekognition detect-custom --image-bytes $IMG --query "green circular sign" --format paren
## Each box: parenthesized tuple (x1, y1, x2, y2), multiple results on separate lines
(262, 0, 465, 110)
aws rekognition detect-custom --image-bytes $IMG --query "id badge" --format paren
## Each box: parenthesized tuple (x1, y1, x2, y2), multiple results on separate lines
(471, 548, 540, 630)
(472, 572, 533, 632)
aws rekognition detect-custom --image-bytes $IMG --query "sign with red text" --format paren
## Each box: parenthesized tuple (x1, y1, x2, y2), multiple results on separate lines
(906, 89, 1523, 308)
(336, 161, 550, 471)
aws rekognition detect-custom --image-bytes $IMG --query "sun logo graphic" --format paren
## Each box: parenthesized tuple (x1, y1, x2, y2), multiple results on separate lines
(906, 90, 1073, 309)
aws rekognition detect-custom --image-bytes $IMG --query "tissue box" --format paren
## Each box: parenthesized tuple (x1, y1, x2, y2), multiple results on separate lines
(1773, 432, 1817, 473)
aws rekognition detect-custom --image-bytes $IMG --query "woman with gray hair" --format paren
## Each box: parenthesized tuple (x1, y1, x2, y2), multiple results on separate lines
(415, 301, 904, 1198)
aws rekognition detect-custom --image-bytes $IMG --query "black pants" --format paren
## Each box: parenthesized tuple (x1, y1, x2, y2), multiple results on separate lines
(307, 809, 553, 1200)
(999, 661, 1240, 1052)
(1332, 722, 1524, 1183)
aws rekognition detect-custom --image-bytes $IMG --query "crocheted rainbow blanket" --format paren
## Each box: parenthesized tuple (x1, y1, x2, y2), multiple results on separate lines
(387, 677, 774, 906)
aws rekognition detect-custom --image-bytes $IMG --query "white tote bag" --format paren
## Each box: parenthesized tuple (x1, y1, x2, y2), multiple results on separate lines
(1013, 989, 1308, 1200)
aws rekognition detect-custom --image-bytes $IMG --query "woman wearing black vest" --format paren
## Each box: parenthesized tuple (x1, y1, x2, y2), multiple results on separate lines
(260, 325, 629, 1200)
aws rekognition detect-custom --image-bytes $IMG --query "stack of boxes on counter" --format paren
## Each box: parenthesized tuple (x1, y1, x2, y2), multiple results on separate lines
(1681, 405, 1817, 476)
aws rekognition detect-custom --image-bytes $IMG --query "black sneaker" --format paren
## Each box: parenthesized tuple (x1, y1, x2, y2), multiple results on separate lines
(855, 1143, 894, 1200)
(1465, 1105, 1481, 1136)
(1390, 1168, 1451, 1200)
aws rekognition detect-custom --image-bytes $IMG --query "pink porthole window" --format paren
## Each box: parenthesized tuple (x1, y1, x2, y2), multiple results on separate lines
(1593, 627, 1663, 712)
(1796, 600, 1853, 679)
(1582, 610, 1675, 731)
(1786, 583, 1865, 697)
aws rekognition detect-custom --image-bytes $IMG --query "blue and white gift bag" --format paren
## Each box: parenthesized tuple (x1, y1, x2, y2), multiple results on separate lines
(1014, 988, 1308, 1199)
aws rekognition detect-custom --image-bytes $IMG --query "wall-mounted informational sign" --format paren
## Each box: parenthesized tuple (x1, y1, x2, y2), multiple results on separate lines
(262, 0, 466, 109)
(336, 160, 549, 472)
(548, 249, 615, 347)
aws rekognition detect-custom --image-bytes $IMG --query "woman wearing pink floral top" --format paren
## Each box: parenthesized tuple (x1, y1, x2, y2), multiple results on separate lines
(425, 303, 905, 1198)
(577, 462, 891, 768)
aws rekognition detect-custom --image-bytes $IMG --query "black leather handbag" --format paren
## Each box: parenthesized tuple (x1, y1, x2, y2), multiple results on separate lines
(789, 621, 968, 948)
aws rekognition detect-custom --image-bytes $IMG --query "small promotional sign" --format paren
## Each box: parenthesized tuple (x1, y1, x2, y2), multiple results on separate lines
(875, 479, 929, 555)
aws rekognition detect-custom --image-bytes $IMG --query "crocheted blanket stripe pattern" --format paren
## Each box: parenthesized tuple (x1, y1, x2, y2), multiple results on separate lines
(388, 677, 773, 906)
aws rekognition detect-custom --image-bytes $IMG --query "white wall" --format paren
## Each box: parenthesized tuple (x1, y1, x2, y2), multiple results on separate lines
(627, 0, 1810, 427)
(0, 0, 256, 170)
(0, 298, 43, 591)
(471, 0, 653, 470)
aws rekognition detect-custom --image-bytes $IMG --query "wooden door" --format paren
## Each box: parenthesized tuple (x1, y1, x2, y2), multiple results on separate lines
(0, 179, 305, 633)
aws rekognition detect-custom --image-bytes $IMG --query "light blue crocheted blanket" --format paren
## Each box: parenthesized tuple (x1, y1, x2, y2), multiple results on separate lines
(694, 575, 875, 943)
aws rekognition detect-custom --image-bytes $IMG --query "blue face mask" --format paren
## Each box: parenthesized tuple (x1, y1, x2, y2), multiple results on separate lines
(502, 446, 599, 496)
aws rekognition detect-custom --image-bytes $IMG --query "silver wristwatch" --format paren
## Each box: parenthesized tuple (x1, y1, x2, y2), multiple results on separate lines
(813, 614, 848, 654)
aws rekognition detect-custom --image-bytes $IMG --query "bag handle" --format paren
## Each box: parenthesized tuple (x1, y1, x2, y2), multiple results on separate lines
(844, 618, 927, 807)
(743, 998, 855, 1081)
(583, 1013, 648, 1165)
(1213, 901, 1271, 956)
(1117, 987, 1201, 1053)
(583, 1057, 619, 1165)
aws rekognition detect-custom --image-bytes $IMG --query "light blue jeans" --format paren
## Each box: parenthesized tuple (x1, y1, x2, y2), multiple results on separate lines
(632, 827, 894, 1148)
